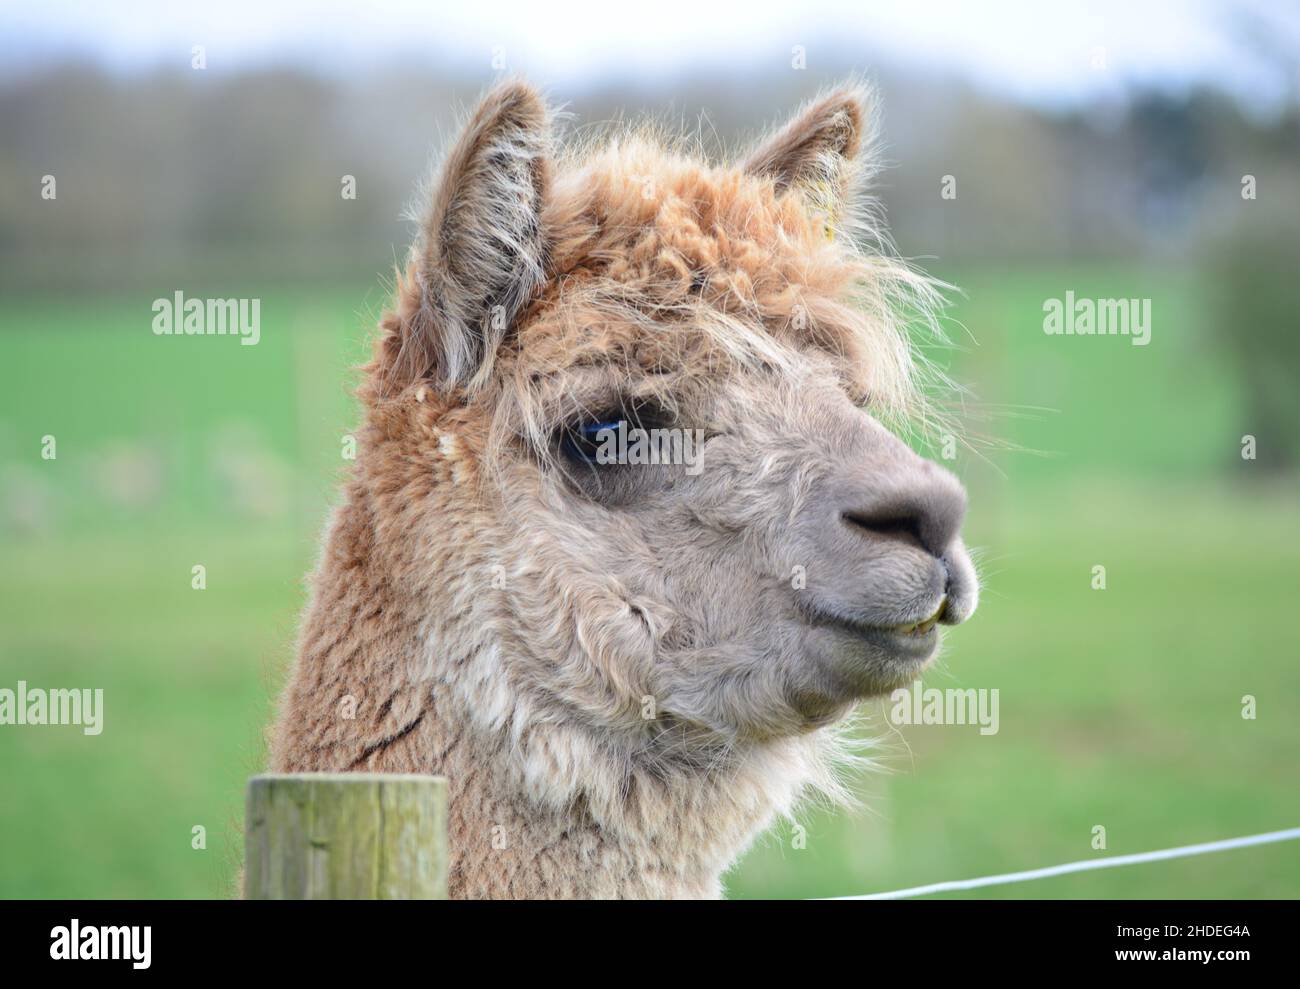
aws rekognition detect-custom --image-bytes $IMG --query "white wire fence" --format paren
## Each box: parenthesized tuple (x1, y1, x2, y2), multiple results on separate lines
(829, 826, 1300, 900)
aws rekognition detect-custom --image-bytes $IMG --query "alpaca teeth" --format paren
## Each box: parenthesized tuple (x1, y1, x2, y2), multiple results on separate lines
(894, 602, 945, 635)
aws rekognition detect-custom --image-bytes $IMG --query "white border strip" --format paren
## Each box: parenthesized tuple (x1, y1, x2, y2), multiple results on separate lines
(830, 826, 1300, 900)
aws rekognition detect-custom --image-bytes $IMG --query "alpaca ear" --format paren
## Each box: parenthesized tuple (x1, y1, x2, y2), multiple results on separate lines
(742, 85, 872, 213)
(398, 80, 554, 391)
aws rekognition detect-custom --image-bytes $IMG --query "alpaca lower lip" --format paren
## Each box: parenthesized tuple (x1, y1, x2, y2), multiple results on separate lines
(842, 621, 939, 659)
(803, 605, 943, 661)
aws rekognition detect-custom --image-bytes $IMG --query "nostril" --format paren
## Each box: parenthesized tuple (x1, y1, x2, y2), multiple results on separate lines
(842, 509, 927, 552)
(838, 467, 967, 558)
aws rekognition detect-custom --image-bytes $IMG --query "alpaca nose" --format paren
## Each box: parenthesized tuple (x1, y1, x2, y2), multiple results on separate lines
(841, 465, 967, 559)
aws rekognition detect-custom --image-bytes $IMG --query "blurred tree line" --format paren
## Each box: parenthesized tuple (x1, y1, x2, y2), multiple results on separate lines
(2, 59, 1297, 289)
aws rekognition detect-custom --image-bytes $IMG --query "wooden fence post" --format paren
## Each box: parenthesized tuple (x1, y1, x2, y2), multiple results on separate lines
(245, 773, 448, 899)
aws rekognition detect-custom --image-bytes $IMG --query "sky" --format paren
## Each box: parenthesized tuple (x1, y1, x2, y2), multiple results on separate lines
(3, 0, 1298, 109)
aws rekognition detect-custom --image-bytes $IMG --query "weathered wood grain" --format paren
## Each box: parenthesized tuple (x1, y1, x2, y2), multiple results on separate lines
(245, 773, 448, 899)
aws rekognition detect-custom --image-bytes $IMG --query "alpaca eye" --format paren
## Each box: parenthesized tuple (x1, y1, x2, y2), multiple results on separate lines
(560, 419, 623, 465)
(556, 399, 672, 473)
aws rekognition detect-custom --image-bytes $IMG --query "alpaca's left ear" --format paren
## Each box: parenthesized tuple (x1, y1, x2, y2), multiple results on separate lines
(392, 79, 554, 392)
(742, 85, 873, 218)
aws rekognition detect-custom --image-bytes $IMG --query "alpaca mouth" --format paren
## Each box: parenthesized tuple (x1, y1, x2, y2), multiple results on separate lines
(802, 599, 949, 665)
(889, 599, 947, 637)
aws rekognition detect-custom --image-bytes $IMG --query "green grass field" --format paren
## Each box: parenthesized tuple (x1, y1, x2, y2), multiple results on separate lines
(1, 267, 1297, 898)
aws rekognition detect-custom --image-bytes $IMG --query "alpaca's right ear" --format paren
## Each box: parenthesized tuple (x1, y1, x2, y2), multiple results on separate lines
(391, 80, 554, 392)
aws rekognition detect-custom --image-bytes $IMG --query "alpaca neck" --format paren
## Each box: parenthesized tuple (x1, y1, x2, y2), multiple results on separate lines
(437, 723, 742, 898)
(423, 638, 813, 898)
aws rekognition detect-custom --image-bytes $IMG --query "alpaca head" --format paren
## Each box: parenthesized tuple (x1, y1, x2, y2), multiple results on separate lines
(363, 79, 977, 767)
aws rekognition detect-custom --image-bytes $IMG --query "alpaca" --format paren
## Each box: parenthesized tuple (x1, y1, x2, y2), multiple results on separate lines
(268, 78, 978, 899)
